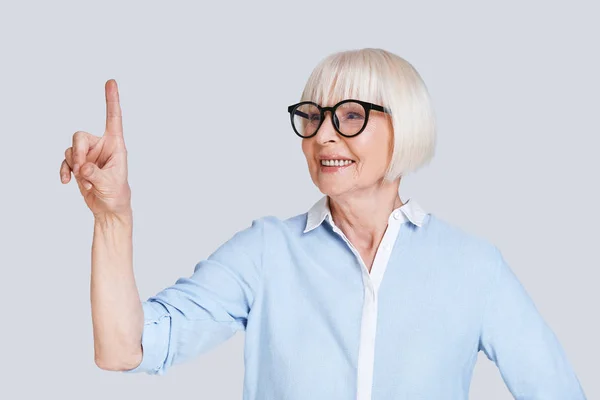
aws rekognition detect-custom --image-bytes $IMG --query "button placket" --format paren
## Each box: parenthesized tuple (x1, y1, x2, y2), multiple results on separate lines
(365, 280, 376, 301)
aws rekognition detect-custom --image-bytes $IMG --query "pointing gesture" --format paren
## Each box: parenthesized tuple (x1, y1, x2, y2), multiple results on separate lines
(105, 79, 124, 137)
(60, 79, 132, 219)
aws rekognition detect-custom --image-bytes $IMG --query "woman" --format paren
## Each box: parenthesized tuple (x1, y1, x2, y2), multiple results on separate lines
(60, 48, 586, 399)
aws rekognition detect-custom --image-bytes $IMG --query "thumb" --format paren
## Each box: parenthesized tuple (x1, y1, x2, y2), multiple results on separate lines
(80, 162, 103, 187)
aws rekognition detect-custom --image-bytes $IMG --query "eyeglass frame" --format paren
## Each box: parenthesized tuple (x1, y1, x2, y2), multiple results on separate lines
(287, 98, 392, 138)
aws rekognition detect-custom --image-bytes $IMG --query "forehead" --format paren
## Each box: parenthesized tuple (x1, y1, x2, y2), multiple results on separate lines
(302, 66, 383, 107)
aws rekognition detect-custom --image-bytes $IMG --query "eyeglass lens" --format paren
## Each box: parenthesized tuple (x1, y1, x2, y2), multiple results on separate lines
(293, 101, 367, 137)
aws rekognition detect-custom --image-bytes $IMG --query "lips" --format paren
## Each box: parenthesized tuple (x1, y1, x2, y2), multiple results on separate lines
(318, 154, 355, 161)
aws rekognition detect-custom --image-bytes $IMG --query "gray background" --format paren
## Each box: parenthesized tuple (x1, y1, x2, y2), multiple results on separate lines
(0, 0, 597, 399)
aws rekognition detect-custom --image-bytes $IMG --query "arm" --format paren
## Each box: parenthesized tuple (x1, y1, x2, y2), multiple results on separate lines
(91, 210, 145, 370)
(478, 247, 587, 399)
(120, 217, 265, 375)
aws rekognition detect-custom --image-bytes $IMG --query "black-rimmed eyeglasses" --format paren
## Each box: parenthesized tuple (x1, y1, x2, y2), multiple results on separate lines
(287, 99, 391, 138)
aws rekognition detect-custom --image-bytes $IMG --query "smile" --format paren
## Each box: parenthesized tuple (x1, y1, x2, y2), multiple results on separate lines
(320, 159, 355, 167)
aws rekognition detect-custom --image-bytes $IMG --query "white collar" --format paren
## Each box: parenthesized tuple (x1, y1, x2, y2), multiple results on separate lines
(303, 186, 427, 234)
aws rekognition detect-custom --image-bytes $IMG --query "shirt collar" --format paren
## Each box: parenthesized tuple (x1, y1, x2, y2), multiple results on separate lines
(303, 186, 427, 234)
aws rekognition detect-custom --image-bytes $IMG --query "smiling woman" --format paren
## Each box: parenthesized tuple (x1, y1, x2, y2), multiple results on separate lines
(65, 48, 586, 400)
(295, 49, 437, 190)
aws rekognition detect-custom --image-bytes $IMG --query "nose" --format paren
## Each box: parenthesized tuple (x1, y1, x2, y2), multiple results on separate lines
(314, 111, 339, 144)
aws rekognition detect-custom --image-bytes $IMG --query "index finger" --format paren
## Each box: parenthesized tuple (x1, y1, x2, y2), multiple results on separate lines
(105, 79, 123, 136)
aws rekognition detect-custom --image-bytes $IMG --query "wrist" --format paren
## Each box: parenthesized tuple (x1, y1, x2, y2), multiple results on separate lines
(94, 209, 133, 229)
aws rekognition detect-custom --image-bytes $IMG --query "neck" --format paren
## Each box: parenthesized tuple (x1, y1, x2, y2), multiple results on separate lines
(328, 178, 403, 250)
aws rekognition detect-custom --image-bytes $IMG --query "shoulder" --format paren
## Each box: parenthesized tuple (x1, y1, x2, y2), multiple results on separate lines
(424, 213, 502, 272)
(425, 213, 498, 253)
(228, 213, 307, 247)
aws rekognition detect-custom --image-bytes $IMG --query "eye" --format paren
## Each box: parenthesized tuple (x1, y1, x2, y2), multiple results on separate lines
(308, 113, 321, 122)
(346, 112, 363, 120)
(339, 111, 364, 122)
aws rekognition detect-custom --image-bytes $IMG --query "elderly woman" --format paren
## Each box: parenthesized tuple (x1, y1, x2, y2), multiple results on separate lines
(60, 48, 586, 399)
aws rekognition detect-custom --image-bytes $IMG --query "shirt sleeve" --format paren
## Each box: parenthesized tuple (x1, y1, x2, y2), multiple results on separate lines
(121, 217, 266, 376)
(478, 247, 587, 399)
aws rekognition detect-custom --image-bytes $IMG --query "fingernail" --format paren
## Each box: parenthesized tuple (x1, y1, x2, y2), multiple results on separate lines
(74, 164, 80, 175)
(84, 181, 92, 190)
(61, 174, 67, 183)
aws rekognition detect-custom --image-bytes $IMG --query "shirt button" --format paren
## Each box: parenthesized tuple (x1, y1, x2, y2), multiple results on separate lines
(393, 210, 402, 220)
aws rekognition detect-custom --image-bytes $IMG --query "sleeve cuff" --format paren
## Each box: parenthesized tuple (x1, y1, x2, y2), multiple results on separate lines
(122, 300, 171, 375)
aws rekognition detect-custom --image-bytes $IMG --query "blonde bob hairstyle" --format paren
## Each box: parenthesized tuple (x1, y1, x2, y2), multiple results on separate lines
(299, 48, 437, 182)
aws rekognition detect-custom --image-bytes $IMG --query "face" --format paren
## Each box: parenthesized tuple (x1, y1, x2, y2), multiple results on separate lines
(301, 99, 394, 198)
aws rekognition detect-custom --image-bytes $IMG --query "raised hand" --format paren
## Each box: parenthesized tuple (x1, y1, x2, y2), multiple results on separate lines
(60, 79, 132, 219)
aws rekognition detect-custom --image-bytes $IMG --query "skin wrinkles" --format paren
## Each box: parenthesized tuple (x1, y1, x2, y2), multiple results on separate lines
(301, 99, 403, 271)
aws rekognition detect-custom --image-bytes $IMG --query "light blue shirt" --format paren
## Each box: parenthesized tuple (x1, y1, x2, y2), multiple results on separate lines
(123, 188, 586, 399)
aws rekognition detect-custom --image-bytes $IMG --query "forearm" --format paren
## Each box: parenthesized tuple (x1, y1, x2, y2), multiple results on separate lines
(91, 210, 143, 369)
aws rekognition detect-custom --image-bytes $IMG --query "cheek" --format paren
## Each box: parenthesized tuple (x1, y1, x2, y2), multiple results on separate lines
(301, 140, 310, 158)
(301, 141, 315, 166)
(351, 118, 389, 160)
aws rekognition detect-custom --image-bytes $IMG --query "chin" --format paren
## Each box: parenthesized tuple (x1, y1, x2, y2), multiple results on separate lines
(315, 179, 353, 198)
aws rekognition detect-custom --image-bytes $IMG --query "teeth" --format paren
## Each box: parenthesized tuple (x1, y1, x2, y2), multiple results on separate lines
(321, 159, 354, 167)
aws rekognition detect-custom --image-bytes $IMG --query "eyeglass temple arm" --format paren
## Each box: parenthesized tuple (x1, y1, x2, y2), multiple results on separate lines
(369, 103, 392, 114)
(291, 109, 309, 119)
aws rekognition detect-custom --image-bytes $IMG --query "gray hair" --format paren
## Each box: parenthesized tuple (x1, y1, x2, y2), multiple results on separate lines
(300, 48, 437, 181)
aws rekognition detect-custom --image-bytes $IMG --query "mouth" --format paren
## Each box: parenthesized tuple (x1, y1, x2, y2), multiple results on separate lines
(319, 159, 356, 172)
(319, 159, 355, 167)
